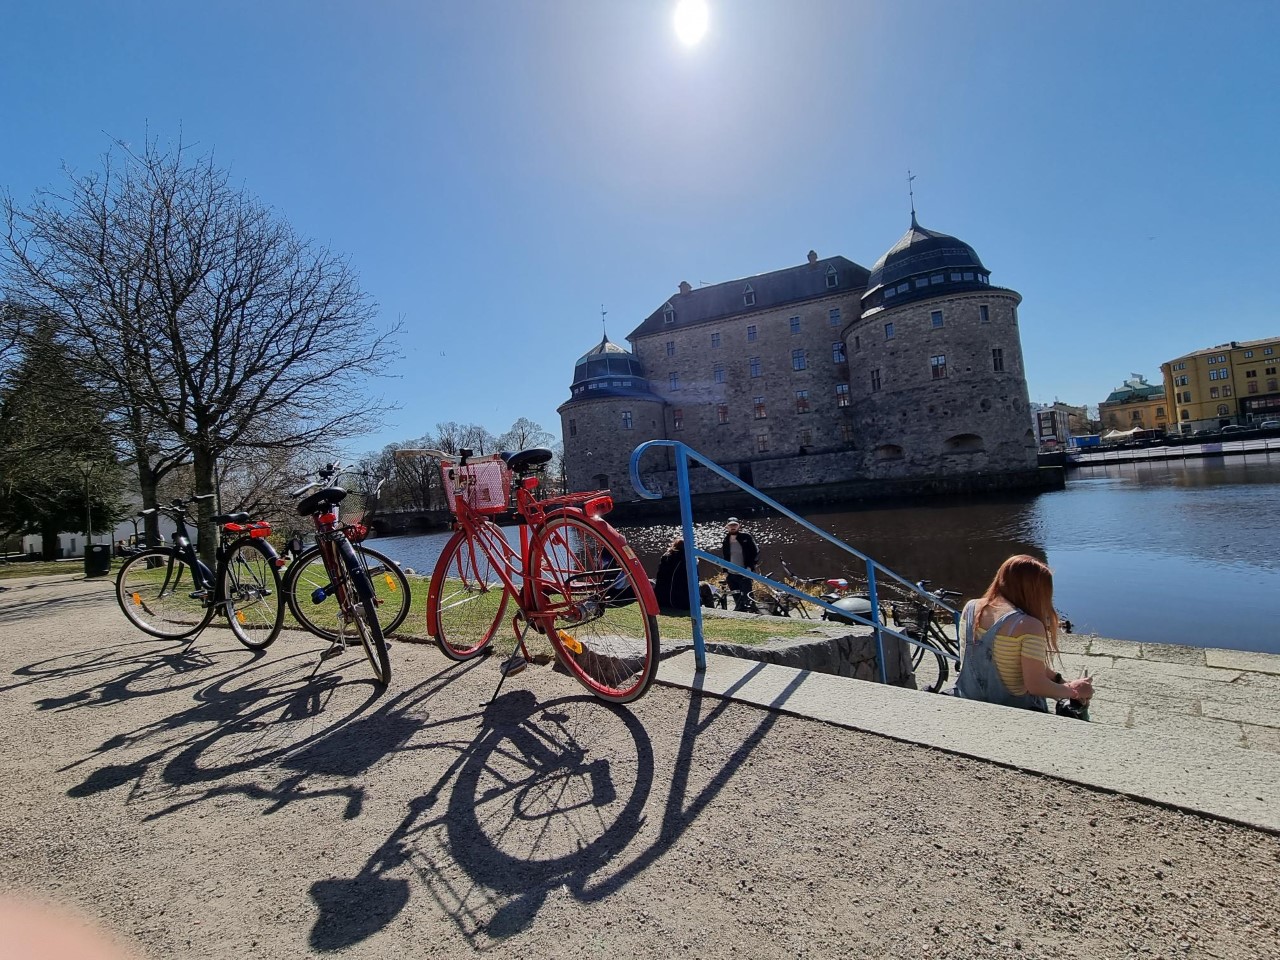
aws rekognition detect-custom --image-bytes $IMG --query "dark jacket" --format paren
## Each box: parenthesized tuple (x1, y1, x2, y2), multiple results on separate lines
(654, 550, 691, 611)
(721, 531, 758, 571)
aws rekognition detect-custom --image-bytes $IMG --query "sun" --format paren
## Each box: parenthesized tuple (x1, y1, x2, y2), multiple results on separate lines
(673, 0, 709, 47)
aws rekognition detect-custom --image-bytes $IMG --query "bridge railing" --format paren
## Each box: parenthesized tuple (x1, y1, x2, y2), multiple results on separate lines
(628, 440, 961, 681)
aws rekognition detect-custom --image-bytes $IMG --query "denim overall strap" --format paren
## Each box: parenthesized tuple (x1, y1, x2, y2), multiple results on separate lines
(954, 600, 1049, 712)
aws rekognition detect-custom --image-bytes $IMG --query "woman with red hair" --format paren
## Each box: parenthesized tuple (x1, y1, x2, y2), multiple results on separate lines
(953, 555, 1093, 711)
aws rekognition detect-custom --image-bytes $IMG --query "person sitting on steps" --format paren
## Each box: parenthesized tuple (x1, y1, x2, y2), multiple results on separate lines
(654, 536, 692, 613)
(952, 554, 1093, 712)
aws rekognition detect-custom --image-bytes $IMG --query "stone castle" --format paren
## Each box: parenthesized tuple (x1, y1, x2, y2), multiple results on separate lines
(558, 217, 1047, 506)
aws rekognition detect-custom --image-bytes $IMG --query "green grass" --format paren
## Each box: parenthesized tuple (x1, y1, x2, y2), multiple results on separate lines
(0, 560, 107, 579)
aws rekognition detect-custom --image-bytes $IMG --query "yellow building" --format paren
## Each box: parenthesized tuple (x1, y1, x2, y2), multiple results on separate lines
(1161, 337, 1280, 433)
(1098, 374, 1169, 433)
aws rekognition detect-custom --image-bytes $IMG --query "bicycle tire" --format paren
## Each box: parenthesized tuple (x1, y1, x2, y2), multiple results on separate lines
(427, 523, 510, 661)
(528, 512, 660, 704)
(222, 537, 285, 650)
(908, 615, 956, 694)
(285, 544, 412, 641)
(340, 538, 390, 685)
(116, 548, 215, 640)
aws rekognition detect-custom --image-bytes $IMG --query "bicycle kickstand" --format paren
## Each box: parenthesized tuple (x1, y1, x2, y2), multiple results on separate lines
(488, 616, 535, 702)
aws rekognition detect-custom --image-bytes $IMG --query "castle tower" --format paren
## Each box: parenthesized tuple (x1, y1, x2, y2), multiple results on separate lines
(847, 216, 1036, 476)
(557, 335, 666, 494)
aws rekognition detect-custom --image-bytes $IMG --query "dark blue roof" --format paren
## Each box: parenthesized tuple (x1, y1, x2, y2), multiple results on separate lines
(628, 255, 870, 341)
(864, 216, 988, 295)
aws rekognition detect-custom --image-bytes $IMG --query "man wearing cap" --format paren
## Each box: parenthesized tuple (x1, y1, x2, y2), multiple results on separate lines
(721, 517, 759, 611)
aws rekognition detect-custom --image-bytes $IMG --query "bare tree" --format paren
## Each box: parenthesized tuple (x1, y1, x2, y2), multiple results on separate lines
(3, 137, 399, 560)
(498, 416, 554, 452)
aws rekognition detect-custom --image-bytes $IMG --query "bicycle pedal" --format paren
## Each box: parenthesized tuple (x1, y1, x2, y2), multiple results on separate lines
(500, 654, 528, 676)
(319, 644, 346, 662)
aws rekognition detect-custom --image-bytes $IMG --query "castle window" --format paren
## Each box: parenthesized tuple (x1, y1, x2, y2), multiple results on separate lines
(622, 411, 633, 429)
(1269, 367, 1278, 375)
(1156, 407, 1166, 417)
(980, 305, 990, 323)
(753, 397, 767, 419)
(930, 274, 944, 285)
(1182, 391, 1192, 401)
(884, 287, 896, 298)
(884, 322, 895, 340)
(951, 273, 962, 281)
(1223, 385, 1232, 396)
(826, 266, 838, 288)
(841, 423, 855, 443)
(1210, 387, 1220, 398)
(663, 305, 675, 324)
(799, 429, 812, 447)
(569, 418, 577, 437)
(669, 372, 680, 390)
(897, 283, 909, 293)
(743, 284, 755, 306)
(757, 433, 771, 452)
(832, 341, 846, 363)
(795, 390, 810, 414)
(790, 316, 801, 335)
(871, 369, 881, 392)
(1266, 347, 1275, 355)
(854, 335, 861, 351)
(665, 340, 675, 357)
(673, 408, 684, 431)
(1249, 382, 1259, 394)
(829, 307, 841, 325)
(963, 272, 974, 281)
(1218, 404, 1230, 416)
(1246, 370, 1256, 378)
(711, 332, 721, 348)
(792, 348, 807, 371)
(714, 364, 726, 384)
(750, 357, 761, 378)
(915, 278, 929, 288)
(1245, 350, 1254, 358)
(931, 310, 944, 328)
(835, 383, 850, 407)
(747, 324, 758, 342)
(931, 354, 948, 379)
(1181, 410, 1190, 420)
(992, 347, 1004, 372)
(979, 274, 989, 284)
(717, 404, 729, 424)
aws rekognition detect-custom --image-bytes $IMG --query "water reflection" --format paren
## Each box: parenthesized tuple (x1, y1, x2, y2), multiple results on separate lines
(372, 456, 1280, 654)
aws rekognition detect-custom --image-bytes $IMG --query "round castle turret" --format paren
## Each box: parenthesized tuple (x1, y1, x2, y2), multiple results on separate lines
(847, 216, 1036, 476)
(557, 336, 666, 493)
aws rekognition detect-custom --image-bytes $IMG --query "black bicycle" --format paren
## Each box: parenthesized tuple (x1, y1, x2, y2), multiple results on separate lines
(283, 465, 411, 644)
(115, 495, 287, 649)
(890, 580, 962, 694)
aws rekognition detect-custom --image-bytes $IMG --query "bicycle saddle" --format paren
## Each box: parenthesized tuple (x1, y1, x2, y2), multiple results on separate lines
(296, 486, 347, 516)
(502, 448, 553, 472)
(212, 512, 252, 524)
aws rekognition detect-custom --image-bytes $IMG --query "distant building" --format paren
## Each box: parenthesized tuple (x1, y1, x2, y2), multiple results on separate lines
(559, 216, 1041, 500)
(1161, 338, 1280, 433)
(1098, 374, 1169, 433)
(1032, 401, 1089, 446)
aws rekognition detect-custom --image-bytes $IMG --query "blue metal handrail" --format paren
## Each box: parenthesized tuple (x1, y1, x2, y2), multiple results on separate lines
(628, 440, 961, 680)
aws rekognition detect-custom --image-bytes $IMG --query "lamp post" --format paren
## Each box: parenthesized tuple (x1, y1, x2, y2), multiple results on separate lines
(74, 460, 95, 551)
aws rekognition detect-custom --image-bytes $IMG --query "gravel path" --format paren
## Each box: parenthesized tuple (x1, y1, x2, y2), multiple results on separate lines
(1, 573, 1278, 959)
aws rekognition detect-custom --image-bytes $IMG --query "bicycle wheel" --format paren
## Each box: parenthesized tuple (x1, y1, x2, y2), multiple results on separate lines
(909, 619, 953, 694)
(222, 538, 285, 650)
(339, 539, 390, 685)
(428, 524, 510, 661)
(116, 549, 215, 640)
(529, 513, 660, 704)
(285, 544, 412, 641)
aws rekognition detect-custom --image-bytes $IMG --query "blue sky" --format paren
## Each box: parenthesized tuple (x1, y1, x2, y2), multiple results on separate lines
(3, 1, 1277, 458)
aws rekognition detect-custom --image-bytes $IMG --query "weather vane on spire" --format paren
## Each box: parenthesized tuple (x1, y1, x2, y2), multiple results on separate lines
(601, 304, 608, 340)
(907, 169, 917, 223)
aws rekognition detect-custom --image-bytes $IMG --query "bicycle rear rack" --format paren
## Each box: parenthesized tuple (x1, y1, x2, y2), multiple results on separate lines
(628, 440, 961, 683)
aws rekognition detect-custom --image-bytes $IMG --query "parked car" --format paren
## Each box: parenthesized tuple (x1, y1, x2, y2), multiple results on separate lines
(1192, 429, 1217, 437)
(1220, 424, 1248, 434)
(1259, 420, 1280, 429)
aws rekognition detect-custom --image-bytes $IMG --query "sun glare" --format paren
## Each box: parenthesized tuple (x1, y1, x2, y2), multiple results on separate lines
(673, 0, 709, 47)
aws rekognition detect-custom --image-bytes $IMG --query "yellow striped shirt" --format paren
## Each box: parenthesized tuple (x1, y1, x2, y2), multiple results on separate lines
(986, 614, 1048, 696)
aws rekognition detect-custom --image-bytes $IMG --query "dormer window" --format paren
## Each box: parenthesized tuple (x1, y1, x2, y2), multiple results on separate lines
(663, 302, 675, 324)
(743, 284, 755, 307)
(826, 266, 838, 288)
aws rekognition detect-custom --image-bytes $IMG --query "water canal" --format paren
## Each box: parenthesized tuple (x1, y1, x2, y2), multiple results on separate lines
(376, 453, 1280, 654)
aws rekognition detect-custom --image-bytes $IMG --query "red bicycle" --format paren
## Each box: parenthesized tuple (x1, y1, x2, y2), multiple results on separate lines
(396, 446, 660, 704)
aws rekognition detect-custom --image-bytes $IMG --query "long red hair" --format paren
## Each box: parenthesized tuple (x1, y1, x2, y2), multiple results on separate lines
(977, 554, 1059, 653)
